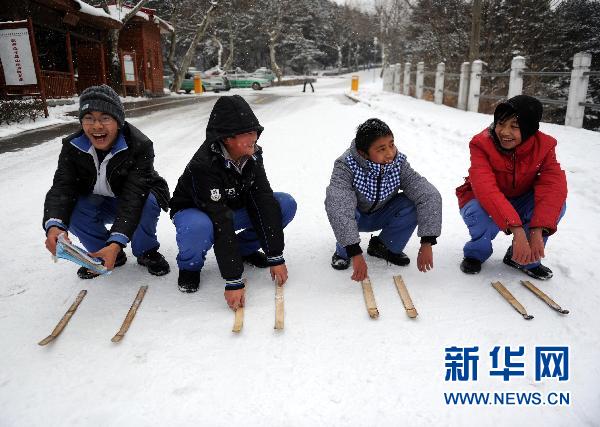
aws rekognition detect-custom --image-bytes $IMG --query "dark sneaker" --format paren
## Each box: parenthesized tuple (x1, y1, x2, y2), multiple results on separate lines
(503, 247, 553, 280)
(460, 257, 482, 274)
(242, 251, 269, 268)
(137, 249, 170, 276)
(367, 235, 410, 266)
(178, 270, 200, 293)
(77, 249, 127, 279)
(331, 252, 350, 270)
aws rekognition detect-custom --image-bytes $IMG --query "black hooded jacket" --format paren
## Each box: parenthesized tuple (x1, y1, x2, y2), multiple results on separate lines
(169, 95, 284, 282)
(43, 122, 170, 241)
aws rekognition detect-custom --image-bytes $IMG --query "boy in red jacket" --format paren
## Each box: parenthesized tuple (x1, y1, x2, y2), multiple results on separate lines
(456, 95, 567, 280)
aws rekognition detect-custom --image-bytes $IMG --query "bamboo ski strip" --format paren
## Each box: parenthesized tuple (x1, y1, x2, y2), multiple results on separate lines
(491, 281, 533, 320)
(232, 308, 244, 333)
(111, 286, 148, 343)
(38, 290, 87, 346)
(393, 275, 418, 318)
(274, 279, 284, 330)
(361, 278, 379, 319)
(520, 280, 569, 314)
(232, 279, 247, 333)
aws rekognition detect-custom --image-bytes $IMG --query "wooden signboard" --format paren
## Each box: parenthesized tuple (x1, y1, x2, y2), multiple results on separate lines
(121, 50, 140, 96)
(0, 18, 48, 116)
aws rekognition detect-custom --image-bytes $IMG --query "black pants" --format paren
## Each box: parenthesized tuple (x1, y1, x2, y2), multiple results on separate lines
(303, 80, 314, 92)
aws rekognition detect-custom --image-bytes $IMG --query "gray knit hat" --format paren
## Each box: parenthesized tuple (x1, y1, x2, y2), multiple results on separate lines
(79, 85, 125, 127)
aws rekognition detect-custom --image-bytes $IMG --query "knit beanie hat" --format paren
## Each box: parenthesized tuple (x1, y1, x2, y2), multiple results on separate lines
(494, 95, 543, 143)
(79, 85, 125, 127)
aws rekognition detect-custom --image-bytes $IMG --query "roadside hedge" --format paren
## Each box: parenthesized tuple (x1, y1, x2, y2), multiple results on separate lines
(0, 99, 46, 125)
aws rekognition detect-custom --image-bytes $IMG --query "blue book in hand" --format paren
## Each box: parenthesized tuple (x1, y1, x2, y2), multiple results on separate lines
(54, 233, 109, 275)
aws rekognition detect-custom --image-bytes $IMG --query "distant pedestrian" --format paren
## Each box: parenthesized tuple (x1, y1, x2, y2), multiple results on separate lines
(303, 65, 314, 93)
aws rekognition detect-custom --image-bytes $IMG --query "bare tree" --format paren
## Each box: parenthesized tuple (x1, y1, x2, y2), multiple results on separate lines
(375, 0, 410, 76)
(165, 0, 219, 92)
(326, 4, 354, 71)
(101, 0, 149, 91)
(164, 3, 180, 82)
(223, 24, 235, 71)
(211, 34, 224, 69)
(150, 0, 382, 79)
(468, 0, 482, 62)
(255, 0, 296, 81)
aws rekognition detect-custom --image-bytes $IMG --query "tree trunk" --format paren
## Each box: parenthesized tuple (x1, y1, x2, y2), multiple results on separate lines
(346, 44, 352, 70)
(380, 43, 387, 78)
(102, 0, 149, 94)
(468, 0, 482, 62)
(212, 35, 223, 69)
(336, 44, 342, 71)
(172, 2, 217, 92)
(268, 32, 282, 82)
(166, 30, 179, 90)
(223, 30, 234, 71)
(108, 28, 122, 90)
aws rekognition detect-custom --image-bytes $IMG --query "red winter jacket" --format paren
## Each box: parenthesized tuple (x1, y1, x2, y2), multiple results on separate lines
(456, 128, 567, 235)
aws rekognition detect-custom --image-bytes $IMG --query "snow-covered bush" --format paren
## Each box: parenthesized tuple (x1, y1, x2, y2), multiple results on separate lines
(0, 99, 46, 125)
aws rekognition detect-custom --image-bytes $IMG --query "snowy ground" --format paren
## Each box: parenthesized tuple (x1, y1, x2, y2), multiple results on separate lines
(0, 70, 599, 426)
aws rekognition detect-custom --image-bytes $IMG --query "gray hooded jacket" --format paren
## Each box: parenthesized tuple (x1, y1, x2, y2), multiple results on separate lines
(325, 140, 442, 253)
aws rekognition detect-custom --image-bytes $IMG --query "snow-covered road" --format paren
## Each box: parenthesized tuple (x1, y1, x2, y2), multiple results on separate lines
(1, 71, 599, 426)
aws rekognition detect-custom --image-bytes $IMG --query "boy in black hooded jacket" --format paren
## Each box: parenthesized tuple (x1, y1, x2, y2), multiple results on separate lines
(170, 95, 296, 310)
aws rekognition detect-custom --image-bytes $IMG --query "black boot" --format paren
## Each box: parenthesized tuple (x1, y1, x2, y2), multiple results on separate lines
(331, 252, 350, 270)
(178, 270, 200, 293)
(460, 257, 482, 274)
(77, 249, 127, 279)
(242, 251, 270, 268)
(137, 248, 170, 276)
(503, 246, 553, 280)
(367, 235, 410, 266)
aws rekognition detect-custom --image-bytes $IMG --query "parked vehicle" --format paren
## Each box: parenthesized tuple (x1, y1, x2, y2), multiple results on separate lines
(223, 70, 272, 90)
(165, 72, 231, 93)
(252, 67, 276, 82)
(224, 67, 247, 75)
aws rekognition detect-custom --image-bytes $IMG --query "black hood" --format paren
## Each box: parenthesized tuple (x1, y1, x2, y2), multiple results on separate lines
(493, 95, 543, 144)
(205, 95, 264, 143)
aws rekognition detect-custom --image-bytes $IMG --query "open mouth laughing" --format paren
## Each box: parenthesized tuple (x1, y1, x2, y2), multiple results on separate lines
(91, 132, 109, 144)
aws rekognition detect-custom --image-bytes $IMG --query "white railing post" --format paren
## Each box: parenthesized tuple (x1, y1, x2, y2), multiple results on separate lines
(457, 62, 470, 110)
(382, 65, 389, 91)
(383, 65, 393, 91)
(434, 62, 445, 105)
(507, 56, 525, 98)
(416, 62, 425, 99)
(565, 52, 592, 128)
(393, 63, 402, 93)
(467, 60, 483, 112)
(403, 62, 411, 95)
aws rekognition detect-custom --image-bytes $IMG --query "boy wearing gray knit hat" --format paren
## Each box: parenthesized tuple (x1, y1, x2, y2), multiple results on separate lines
(43, 85, 171, 279)
(78, 84, 126, 127)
